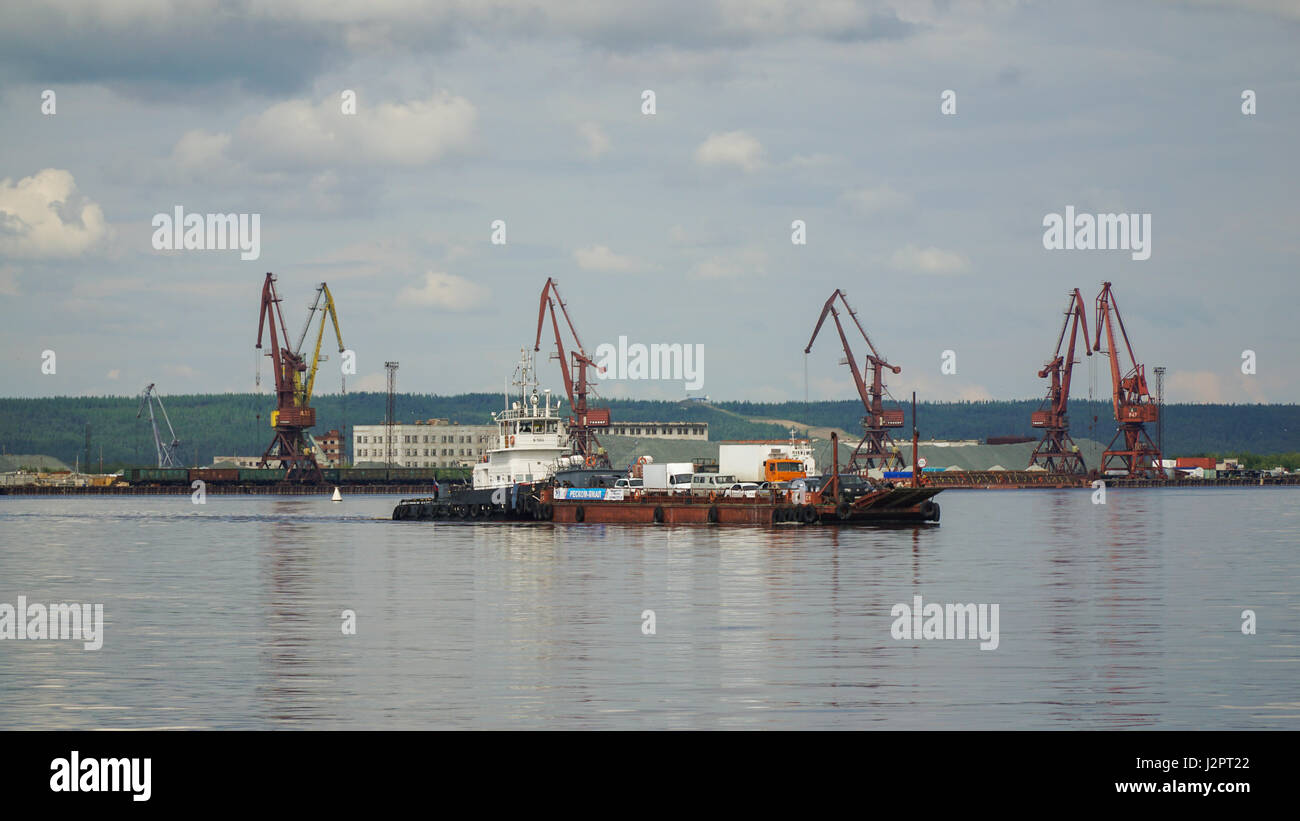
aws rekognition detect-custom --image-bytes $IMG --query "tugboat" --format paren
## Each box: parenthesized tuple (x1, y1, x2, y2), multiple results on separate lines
(471, 348, 580, 490)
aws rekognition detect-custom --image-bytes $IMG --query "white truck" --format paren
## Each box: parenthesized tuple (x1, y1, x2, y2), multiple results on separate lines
(642, 462, 694, 491)
(718, 442, 814, 483)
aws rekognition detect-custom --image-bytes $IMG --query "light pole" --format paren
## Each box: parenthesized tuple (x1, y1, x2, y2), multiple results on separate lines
(1153, 366, 1166, 477)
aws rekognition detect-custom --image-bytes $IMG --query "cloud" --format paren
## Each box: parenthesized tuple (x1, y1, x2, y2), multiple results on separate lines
(888, 244, 970, 274)
(0, 265, 19, 295)
(175, 91, 477, 171)
(695, 131, 765, 173)
(842, 184, 908, 214)
(690, 248, 766, 278)
(577, 122, 611, 158)
(0, 169, 109, 259)
(574, 244, 641, 272)
(398, 271, 488, 311)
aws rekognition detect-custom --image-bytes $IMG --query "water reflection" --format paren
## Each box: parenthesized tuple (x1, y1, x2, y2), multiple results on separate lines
(0, 491, 1294, 729)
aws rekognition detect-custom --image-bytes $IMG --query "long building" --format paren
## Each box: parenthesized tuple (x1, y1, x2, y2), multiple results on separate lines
(352, 419, 497, 468)
(603, 421, 708, 440)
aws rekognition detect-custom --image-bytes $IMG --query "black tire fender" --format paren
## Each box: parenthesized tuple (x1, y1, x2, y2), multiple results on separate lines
(574, 505, 585, 523)
(653, 506, 665, 524)
(707, 505, 719, 524)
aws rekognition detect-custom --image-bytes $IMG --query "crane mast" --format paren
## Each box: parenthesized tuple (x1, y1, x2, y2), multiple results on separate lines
(805, 289, 904, 471)
(1028, 289, 1092, 473)
(1093, 281, 1161, 476)
(534, 277, 611, 467)
(137, 383, 182, 468)
(255, 273, 343, 482)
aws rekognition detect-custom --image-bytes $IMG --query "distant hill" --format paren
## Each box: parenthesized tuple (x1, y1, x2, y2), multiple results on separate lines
(0, 393, 1296, 469)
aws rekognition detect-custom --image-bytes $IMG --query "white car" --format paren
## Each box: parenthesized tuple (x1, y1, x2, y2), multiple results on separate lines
(724, 482, 760, 498)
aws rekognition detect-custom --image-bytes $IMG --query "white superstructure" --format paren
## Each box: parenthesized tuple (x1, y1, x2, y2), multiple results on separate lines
(471, 349, 582, 489)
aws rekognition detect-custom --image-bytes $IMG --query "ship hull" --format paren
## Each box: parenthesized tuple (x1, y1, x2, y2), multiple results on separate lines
(393, 486, 942, 525)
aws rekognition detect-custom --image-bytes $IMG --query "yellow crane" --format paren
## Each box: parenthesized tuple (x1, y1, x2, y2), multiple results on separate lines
(293, 282, 345, 409)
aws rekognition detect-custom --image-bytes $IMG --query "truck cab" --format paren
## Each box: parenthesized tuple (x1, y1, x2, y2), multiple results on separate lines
(763, 458, 807, 483)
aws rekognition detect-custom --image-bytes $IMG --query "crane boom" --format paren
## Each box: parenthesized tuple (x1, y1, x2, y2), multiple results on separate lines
(533, 277, 610, 466)
(302, 283, 345, 404)
(136, 383, 182, 468)
(1092, 281, 1160, 476)
(1028, 289, 1091, 473)
(255, 273, 327, 481)
(805, 289, 904, 471)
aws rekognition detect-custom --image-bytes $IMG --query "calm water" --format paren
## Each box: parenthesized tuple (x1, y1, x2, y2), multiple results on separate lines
(0, 489, 1296, 730)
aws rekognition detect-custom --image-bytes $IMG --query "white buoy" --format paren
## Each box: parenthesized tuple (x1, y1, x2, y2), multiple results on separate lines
(331, 487, 342, 502)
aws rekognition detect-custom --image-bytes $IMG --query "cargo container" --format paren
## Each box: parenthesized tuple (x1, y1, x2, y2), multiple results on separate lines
(127, 468, 190, 484)
(1175, 456, 1216, 470)
(238, 468, 284, 483)
(190, 468, 238, 483)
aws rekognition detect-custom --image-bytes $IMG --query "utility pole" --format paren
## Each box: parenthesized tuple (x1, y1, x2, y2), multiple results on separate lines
(385, 361, 399, 467)
(1154, 366, 1167, 477)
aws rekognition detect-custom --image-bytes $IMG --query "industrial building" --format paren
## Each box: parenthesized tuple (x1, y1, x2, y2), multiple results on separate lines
(353, 419, 497, 467)
(604, 421, 708, 440)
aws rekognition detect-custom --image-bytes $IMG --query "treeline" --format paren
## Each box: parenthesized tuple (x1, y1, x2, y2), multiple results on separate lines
(717, 398, 1300, 456)
(0, 393, 1296, 469)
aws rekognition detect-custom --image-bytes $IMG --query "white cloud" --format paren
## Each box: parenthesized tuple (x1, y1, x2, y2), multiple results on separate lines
(577, 121, 611, 158)
(174, 91, 477, 171)
(695, 130, 765, 173)
(888, 244, 970, 274)
(398, 271, 488, 311)
(574, 244, 640, 272)
(842, 183, 908, 214)
(690, 248, 766, 278)
(0, 169, 108, 259)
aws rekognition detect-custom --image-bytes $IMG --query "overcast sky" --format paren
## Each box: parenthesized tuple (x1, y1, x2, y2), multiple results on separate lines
(1, 0, 1296, 406)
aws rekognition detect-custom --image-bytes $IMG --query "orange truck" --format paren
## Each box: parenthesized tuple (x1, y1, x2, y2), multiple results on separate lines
(763, 458, 807, 483)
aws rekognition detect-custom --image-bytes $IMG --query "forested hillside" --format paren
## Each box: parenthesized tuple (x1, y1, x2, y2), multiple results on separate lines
(1, 393, 1296, 470)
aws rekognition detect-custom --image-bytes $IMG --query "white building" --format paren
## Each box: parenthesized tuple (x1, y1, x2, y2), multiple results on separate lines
(352, 419, 497, 468)
(604, 421, 708, 440)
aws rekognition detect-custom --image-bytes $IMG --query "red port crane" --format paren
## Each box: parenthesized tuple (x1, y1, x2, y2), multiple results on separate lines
(1028, 288, 1092, 473)
(805, 289, 905, 471)
(534, 277, 611, 467)
(1093, 281, 1161, 476)
(255, 273, 344, 482)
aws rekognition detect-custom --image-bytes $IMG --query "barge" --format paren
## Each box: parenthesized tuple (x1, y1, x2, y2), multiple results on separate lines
(391, 344, 942, 526)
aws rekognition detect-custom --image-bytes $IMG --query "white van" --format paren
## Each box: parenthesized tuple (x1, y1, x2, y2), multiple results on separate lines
(689, 473, 737, 495)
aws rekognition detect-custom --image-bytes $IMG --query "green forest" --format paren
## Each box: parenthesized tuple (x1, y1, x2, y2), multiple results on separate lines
(1, 392, 1297, 470)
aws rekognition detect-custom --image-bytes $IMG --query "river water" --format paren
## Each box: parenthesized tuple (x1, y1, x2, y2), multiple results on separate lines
(0, 489, 1295, 729)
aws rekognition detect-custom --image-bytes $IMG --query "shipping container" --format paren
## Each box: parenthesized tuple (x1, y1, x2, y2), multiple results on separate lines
(1175, 456, 1216, 470)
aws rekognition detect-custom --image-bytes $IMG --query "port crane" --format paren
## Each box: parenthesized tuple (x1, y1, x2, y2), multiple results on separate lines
(1028, 288, 1092, 473)
(255, 274, 345, 481)
(1093, 281, 1161, 476)
(137, 383, 183, 468)
(805, 289, 905, 471)
(534, 277, 611, 467)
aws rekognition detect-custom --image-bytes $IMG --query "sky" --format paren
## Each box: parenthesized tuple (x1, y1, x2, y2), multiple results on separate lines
(1, 0, 1296, 406)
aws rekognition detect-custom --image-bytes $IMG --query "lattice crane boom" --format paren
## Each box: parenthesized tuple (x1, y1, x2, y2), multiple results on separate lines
(805, 289, 904, 471)
(534, 277, 610, 466)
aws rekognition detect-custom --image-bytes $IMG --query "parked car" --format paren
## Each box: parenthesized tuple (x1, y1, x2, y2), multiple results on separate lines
(724, 482, 760, 498)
